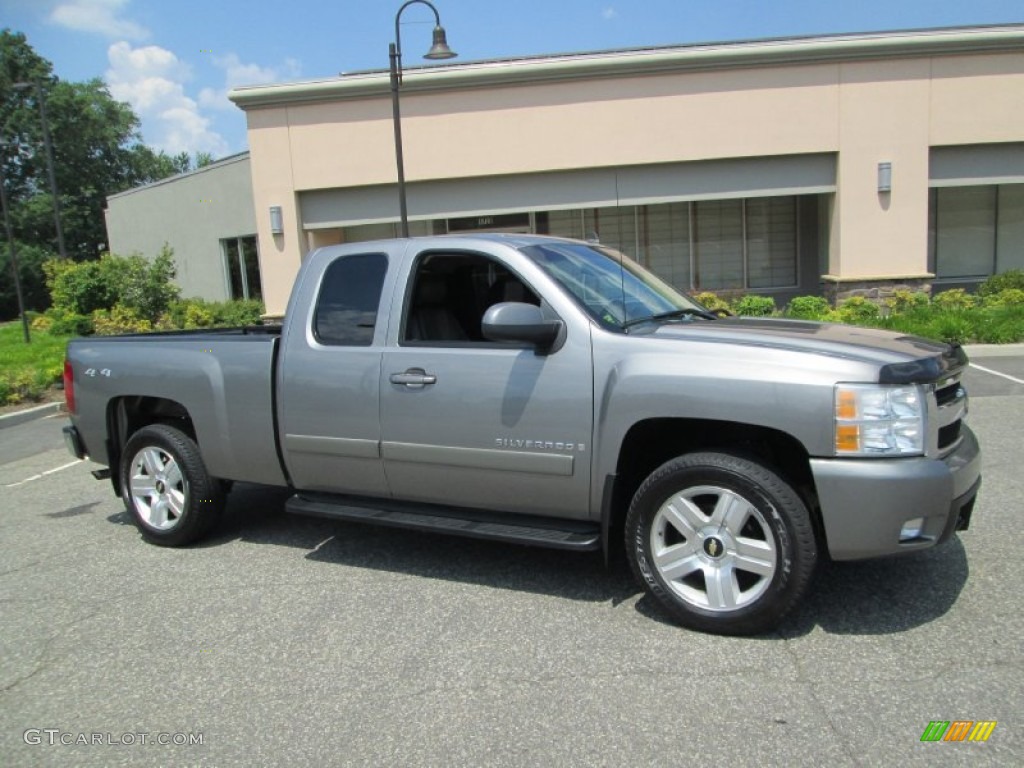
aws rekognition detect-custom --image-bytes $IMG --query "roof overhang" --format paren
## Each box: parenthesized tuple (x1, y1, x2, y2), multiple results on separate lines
(229, 24, 1024, 110)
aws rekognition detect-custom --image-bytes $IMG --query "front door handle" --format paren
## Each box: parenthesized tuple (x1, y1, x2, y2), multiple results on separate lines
(389, 368, 437, 389)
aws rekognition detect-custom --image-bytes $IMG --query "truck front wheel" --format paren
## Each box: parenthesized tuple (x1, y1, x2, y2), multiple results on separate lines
(120, 424, 224, 547)
(626, 452, 816, 635)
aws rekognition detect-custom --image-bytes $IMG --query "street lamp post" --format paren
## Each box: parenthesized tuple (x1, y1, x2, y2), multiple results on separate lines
(0, 157, 31, 343)
(389, 0, 457, 238)
(14, 81, 68, 260)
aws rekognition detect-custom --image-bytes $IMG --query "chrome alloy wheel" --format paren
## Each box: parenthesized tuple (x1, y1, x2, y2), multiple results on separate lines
(650, 484, 777, 612)
(129, 446, 187, 531)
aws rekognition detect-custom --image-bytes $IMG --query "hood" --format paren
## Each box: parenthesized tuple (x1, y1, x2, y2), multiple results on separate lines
(645, 317, 967, 384)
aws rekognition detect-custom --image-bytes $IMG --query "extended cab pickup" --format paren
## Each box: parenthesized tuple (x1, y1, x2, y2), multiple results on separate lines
(63, 234, 981, 635)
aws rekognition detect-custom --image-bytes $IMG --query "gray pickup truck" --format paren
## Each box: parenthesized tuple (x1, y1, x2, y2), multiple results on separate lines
(63, 234, 981, 635)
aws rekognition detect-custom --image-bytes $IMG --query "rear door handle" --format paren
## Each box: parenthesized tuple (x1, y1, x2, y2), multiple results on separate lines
(389, 368, 437, 388)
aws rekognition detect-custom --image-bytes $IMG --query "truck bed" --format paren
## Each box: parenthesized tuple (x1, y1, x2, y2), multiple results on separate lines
(66, 326, 287, 487)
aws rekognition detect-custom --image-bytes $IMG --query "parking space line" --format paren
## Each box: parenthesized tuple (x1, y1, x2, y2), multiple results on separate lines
(5, 460, 84, 489)
(970, 363, 1024, 385)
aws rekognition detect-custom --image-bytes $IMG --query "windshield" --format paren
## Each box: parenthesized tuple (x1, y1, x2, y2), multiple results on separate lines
(520, 241, 708, 331)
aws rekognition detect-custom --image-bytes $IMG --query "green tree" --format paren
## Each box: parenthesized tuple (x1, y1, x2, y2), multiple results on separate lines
(0, 242, 50, 316)
(0, 30, 194, 319)
(168, 151, 216, 175)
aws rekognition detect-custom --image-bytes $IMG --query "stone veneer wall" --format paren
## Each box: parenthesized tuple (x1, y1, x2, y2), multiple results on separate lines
(821, 276, 934, 305)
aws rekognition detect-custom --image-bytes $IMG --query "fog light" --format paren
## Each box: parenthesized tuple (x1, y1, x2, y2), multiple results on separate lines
(900, 517, 925, 542)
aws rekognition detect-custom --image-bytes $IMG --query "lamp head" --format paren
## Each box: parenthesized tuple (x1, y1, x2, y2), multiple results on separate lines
(424, 25, 457, 59)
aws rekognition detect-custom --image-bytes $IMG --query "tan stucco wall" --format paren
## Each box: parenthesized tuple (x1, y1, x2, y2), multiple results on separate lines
(241, 48, 1024, 315)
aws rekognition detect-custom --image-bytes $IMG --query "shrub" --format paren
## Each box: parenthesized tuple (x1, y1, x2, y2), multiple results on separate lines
(165, 299, 197, 328)
(732, 295, 776, 317)
(691, 291, 730, 312)
(978, 269, 1024, 297)
(118, 245, 180, 321)
(974, 305, 1024, 343)
(164, 298, 265, 329)
(209, 299, 265, 327)
(835, 296, 880, 324)
(37, 307, 94, 336)
(886, 290, 930, 314)
(928, 313, 974, 345)
(30, 314, 53, 333)
(91, 305, 152, 335)
(980, 288, 1024, 308)
(185, 302, 216, 328)
(44, 246, 180, 322)
(785, 295, 831, 320)
(0, 369, 51, 406)
(931, 289, 977, 311)
(43, 257, 120, 316)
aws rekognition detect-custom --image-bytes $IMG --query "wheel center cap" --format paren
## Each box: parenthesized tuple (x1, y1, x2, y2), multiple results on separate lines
(703, 536, 726, 559)
(155, 479, 166, 494)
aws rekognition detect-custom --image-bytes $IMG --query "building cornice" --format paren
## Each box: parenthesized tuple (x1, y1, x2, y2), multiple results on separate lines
(229, 25, 1024, 110)
(106, 151, 250, 200)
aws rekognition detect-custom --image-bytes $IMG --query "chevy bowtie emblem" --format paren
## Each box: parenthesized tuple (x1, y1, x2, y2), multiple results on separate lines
(704, 537, 723, 558)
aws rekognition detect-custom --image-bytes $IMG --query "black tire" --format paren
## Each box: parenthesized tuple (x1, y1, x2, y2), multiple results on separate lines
(625, 451, 816, 635)
(120, 424, 224, 547)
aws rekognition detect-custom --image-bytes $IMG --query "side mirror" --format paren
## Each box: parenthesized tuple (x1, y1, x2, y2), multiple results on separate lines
(482, 302, 562, 353)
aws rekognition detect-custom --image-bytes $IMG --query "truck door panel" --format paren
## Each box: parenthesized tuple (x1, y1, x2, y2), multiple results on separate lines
(380, 250, 594, 519)
(277, 251, 391, 496)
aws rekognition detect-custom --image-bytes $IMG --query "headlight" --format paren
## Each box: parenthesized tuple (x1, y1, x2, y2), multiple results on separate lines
(834, 384, 925, 456)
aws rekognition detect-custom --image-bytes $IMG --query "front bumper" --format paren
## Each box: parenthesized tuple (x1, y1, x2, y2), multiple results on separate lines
(810, 424, 981, 560)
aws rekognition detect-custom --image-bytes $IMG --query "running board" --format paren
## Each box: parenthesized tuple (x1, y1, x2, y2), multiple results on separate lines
(286, 493, 601, 552)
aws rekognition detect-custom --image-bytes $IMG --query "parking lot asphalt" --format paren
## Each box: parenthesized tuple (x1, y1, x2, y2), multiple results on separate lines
(1, 350, 1022, 766)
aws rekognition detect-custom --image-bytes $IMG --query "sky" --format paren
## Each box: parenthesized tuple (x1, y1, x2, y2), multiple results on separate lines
(3, 0, 1023, 158)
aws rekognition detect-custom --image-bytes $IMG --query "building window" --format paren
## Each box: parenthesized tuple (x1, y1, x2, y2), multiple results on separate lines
(931, 184, 1024, 280)
(746, 197, 798, 289)
(584, 206, 638, 255)
(223, 236, 263, 300)
(642, 196, 798, 292)
(536, 197, 799, 292)
(538, 209, 584, 240)
(641, 202, 691, 292)
(332, 194, 803, 295)
(693, 199, 745, 290)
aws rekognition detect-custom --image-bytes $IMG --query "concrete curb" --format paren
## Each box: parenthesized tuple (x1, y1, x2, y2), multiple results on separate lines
(0, 401, 63, 430)
(963, 343, 1024, 358)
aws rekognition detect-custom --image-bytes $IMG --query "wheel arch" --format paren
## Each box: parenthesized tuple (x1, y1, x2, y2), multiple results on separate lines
(603, 418, 820, 560)
(105, 396, 197, 495)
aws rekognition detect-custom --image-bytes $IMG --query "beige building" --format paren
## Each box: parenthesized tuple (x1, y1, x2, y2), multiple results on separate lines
(216, 26, 1022, 316)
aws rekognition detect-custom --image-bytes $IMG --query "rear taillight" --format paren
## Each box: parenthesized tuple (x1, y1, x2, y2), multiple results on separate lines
(63, 360, 76, 415)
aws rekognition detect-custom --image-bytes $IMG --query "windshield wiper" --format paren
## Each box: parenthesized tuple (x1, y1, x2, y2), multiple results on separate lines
(623, 307, 718, 330)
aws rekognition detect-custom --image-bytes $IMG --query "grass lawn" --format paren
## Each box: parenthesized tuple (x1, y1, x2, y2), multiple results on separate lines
(0, 321, 71, 405)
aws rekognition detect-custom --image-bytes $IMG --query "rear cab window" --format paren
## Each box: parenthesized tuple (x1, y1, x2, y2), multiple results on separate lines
(313, 253, 388, 346)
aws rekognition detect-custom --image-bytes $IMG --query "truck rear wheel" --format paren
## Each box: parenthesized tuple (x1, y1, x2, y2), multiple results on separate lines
(121, 424, 224, 547)
(626, 452, 816, 635)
